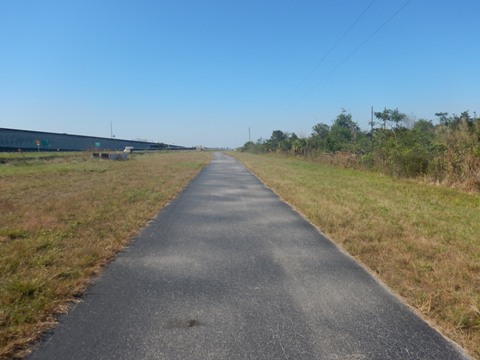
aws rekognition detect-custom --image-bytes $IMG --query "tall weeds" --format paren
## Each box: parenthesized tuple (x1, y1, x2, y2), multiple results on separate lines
(433, 120, 480, 189)
(240, 111, 480, 192)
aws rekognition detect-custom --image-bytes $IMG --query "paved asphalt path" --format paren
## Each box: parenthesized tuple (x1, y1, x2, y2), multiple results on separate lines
(28, 153, 470, 360)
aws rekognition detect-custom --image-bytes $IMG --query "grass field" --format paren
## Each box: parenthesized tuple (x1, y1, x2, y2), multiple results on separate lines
(232, 152, 480, 359)
(0, 151, 211, 359)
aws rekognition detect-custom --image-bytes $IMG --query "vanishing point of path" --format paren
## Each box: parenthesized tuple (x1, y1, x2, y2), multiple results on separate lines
(28, 153, 470, 360)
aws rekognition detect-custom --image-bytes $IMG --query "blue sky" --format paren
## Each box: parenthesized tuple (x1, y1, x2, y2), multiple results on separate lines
(1, 0, 479, 148)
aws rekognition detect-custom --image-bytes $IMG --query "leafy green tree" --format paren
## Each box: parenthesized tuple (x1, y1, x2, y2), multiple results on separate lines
(239, 138, 267, 153)
(309, 123, 330, 151)
(390, 108, 407, 129)
(372, 118, 436, 177)
(312, 123, 330, 138)
(375, 108, 390, 129)
(241, 106, 478, 189)
(375, 108, 406, 129)
(329, 110, 360, 151)
(290, 133, 307, 154)
(435, 112, 450, 126)
(265, 130, 288, 152)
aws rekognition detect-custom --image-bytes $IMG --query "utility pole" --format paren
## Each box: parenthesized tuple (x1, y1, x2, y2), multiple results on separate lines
(110, 122, 113, 139)
(370, 106, 374, 134)
(248, 127, 251, 143)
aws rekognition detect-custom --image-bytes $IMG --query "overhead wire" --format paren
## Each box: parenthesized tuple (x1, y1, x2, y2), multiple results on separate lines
(275, 0, 376, 112)
(293, 0, 414, 107)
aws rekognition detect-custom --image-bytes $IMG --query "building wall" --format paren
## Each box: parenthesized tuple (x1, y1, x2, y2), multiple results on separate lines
(0, 128, 184, 152)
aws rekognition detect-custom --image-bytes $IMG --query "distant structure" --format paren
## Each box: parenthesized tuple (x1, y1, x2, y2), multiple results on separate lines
(0, 128, 191, 152)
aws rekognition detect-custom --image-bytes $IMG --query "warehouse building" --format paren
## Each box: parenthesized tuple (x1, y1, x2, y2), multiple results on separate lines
(0, 128, 187, 152)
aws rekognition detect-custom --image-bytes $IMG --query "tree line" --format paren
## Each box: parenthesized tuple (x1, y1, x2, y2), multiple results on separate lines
(240, 109, 480, 190)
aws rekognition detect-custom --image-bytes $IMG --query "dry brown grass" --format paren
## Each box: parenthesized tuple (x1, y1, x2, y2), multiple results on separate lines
(232, 152, 480, 359)
(0, 151, 211, 359)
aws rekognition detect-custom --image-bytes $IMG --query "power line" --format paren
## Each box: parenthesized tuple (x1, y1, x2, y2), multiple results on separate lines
(295, 0, 413, 105)
(275, 0, 376, 112)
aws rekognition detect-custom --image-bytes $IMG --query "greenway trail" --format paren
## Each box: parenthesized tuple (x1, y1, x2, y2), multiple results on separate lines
(28, 153, 469, 360)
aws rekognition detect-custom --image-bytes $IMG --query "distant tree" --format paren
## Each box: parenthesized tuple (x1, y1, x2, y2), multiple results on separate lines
(329, 110, 360, 151)
(241, 107, 479, 189)
(435, 112, 450, 126)
(312, 123, 330, 138)
(309, 123, 330, 151)
(375, 108, 390, 129)
(239, 138, 268, 153)
(240, 141, 255, 152)
(375, 108, 406, 129)
(266, 130, 288, 152)
(412, 119, 435, 133)
(290, 134, 307, 154)
(390, 108, 407, 129)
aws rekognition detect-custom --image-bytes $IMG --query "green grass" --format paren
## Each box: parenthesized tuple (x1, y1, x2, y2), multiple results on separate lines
(0, 151, 211, 359)
(231, 152, 480, 359)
